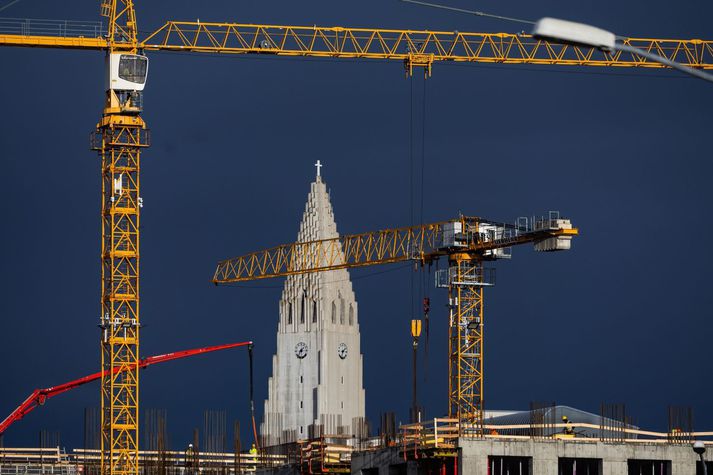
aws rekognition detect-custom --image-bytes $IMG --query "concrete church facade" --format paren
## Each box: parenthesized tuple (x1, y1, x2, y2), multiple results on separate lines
(260, 169, 366, 446)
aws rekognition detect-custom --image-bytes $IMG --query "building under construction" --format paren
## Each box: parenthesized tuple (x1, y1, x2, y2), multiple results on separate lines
(2, 413, 712, 475)
(3, 174, 712, 475)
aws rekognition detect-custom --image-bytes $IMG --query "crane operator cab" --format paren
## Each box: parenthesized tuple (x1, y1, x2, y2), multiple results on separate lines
(105, 53, 148, 114)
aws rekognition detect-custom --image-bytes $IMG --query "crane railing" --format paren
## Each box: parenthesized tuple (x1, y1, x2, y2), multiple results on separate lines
(0, 18, 104, 38)
(0, 17, 107, 49)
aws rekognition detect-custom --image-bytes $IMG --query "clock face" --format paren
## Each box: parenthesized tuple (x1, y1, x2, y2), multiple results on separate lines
(295, 342, 308, 359)
(337, 343, 348, 360)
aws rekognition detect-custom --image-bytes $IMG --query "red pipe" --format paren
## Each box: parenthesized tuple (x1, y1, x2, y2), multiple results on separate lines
(0, 341, 252, 436)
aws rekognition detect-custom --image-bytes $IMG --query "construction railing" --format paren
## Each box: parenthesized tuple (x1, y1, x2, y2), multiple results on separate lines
(480, 422, 713, 444)
(401, 419, 459, 460)
(0, 447, 75, 475)
(396, 418, 713, 460)
(71, 448, 286, 474)
(299, 436, 353, 475)
(5, 420, 713, 475)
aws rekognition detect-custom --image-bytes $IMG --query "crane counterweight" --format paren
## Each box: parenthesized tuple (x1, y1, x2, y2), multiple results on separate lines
(533, 214, 575, 251)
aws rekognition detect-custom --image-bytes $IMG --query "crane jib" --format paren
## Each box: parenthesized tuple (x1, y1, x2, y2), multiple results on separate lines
(213, 215, 579, 283)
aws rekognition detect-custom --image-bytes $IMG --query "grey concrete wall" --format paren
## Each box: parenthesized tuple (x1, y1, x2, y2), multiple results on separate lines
(352, 447, 403, 475)
(352, 440, 711, 475)
(459, 438, 709, 475)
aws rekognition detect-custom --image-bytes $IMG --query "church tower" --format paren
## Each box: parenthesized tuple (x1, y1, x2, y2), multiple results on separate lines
(261, 165, 366, 445)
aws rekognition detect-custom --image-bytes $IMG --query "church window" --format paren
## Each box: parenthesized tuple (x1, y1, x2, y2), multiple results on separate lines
(331, 301, 336, 324)
(300, 294, 305, 324)
(312, 300, 317, 323)
(340, 299, 345, 325)
(341, 376, 344, 384)
(300, 401, 303, 408)
(288, 302, 293, 324)
(349, 305, 354, 326)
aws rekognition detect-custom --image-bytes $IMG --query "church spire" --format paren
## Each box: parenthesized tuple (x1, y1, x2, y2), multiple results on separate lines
(260, 172, 366, 446)
(295, 169, 338, 243)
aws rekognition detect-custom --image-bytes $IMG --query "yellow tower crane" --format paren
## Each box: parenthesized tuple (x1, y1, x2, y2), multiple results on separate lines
(212, 213, 579, 432)
(1, 2, 712, 473)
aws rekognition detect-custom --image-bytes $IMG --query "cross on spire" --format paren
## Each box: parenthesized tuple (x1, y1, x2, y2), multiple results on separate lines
(314, 160, 323, 178)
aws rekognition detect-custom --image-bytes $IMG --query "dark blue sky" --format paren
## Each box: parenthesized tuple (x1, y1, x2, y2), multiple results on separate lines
(1, 0, 711, 449)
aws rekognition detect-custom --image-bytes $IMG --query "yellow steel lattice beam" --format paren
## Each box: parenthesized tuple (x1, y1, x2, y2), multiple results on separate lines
(448, 263, 485, 428)
(141, 22, 713, 71)
(214, 222, 447, 283)
(103, 0, 139, 52)
(2, 20, 711, 72)
(213, 218, 578, 283)
(95, 115, 148, 475)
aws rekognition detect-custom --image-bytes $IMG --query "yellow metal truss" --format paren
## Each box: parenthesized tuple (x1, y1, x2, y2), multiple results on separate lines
(102, 0, 139, 52)
(93, 114, 149, 475)
(448, 260, 485, 429)
(140, 22, 713, 73)
(213, 218, 576, 283)
(2, 21, 712, 72)
(214, 222, 447, 282)
(97, 4, 142, 474)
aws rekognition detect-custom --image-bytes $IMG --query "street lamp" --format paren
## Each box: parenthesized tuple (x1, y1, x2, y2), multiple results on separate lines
(531, 17, 713, 84)
(694, 441, 708, 475)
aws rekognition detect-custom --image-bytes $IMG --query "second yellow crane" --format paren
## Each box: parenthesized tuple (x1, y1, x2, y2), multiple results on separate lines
(213, 213, 579, 431)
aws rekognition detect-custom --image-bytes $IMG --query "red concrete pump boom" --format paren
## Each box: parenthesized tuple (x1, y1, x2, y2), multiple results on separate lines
(0, 341, 253, 436)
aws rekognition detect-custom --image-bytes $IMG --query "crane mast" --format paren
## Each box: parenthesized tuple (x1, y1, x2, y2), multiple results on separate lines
(95, 3, 147, 475)
(447, 258, 486, 429)
(102, 0, 138, 49)
(94, 115, 147, 475)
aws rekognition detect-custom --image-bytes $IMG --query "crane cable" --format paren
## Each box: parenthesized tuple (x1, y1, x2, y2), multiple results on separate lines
(409, 74, 428, 325)
(248, 343, 260, 450)
(409, 73, 431, 396)
(400, 0, 535, 26)
(419, 77, 430, 381)
(409, 76, 417, 329)
(0, 0, 22, 13)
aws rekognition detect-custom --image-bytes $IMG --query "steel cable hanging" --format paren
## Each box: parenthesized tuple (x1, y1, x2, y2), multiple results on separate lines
(400, 0, 535, 26)
(418, 75, 428, 385)
(409, 75, 417, 328)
